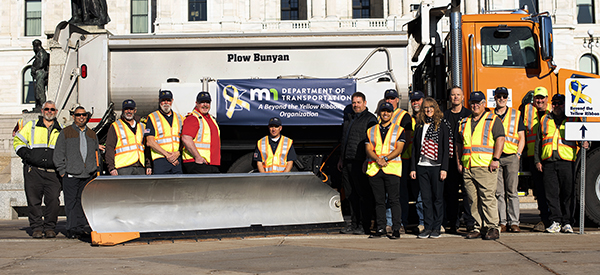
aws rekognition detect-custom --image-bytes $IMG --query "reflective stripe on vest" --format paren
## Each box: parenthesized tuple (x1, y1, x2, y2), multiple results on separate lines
(148, 111, 182, 160)
(182, 109, 219, 163)
(13, 119, 60, 152)
(113, 119, 145, 169)
(540, 115, 578, 161)
(257, 136, 292, 173)
(366, 124, 403, 177)
(500, 108, 521, 154)
(523, 103, 550, 157)
(459, 112, 496, 169)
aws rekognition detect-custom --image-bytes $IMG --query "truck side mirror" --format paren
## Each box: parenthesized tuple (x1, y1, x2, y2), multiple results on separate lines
(540, 16, 554, 61)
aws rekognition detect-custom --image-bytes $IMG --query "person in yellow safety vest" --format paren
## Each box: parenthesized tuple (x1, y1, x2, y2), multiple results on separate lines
(382, 88, 413, 234)
(365, 102, 406, 239)
(492, 87, 525, 234)
(145, 90, 184, 174)
(105, 99, 151, 176)
(253, 117, 297, 173)
(457, 91, 505, 241)
(181, 91, 221, 173)
(522, 86, 552, 232)
(534, 94, 589, 234)
(12, 117, 26, 137)
(13, 100, 62, 239)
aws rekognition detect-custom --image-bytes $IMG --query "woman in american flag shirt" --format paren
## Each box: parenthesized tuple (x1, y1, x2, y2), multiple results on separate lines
(410, 97, 451, 239)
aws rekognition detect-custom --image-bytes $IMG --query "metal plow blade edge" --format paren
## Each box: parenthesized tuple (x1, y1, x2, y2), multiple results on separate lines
(81, 172, 343, 245)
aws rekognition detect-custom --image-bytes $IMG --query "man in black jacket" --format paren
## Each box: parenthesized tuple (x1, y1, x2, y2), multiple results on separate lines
(337, 92, 377, 234)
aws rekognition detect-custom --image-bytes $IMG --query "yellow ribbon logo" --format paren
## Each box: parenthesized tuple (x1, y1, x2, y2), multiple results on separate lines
(569, 80, 592, 107)
(223, 85, 250, 118)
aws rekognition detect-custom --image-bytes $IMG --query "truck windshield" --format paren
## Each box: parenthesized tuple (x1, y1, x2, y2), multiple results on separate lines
(481, 27, 537, 69)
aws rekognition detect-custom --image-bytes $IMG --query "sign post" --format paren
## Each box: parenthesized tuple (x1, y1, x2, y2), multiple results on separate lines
(565, 78, 600, 234)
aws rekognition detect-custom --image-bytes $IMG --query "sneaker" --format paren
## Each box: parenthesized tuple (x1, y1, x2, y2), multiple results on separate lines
(417, 224, 425, 233)
(386, 225, 392, 234)
(429, 230, 441, 239)
(389, 230, 401, 240)
(562, 224, 574, 233)
(369, 229, 386, 238)
(418, 229, 432, 239)
(546, 221, 561, 233)
(439, 225, 445, 233)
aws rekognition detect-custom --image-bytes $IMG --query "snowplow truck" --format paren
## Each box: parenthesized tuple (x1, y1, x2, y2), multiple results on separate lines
(406, 1, 600, 225)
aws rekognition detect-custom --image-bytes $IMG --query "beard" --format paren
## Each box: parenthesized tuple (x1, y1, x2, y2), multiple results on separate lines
(43, 113, 56, 121)
(160, 104, 171, 114)
(124, 113, 134, 121)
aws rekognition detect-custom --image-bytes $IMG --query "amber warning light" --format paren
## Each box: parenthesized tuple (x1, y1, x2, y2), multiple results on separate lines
(81, 64, 87, 78)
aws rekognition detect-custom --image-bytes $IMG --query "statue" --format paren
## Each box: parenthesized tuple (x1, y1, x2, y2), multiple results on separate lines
(70, 0, 111, 26)
(30, 39, 49, 112)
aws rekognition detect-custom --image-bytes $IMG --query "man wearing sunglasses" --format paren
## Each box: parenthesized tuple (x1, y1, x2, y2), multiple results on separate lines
(13, 101, 62, 238)
(53, 106, 101, 238)
(105, 99, 151, 176)
(492, 87, 525, 233)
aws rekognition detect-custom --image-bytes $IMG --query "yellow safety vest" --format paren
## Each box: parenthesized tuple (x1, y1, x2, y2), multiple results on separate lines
(539, 115, 578, 161)
(13, 119, 60, 151)
(112, 119, 145, 169)
(182, 109, 220, 163)
(366, 124, 404, 177)
(498, 108, 521, 155)
(257, 135, 293, 173)
(523, 103, 550, 157)
(459, 112, 497, 169)
(148, 110, 183, 160)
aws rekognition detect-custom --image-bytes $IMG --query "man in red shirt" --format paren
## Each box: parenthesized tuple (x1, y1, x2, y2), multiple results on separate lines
(181, 91, 221, 173)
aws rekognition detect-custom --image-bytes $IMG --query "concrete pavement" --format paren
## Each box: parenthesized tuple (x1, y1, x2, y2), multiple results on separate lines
(1, 217, 599, 274)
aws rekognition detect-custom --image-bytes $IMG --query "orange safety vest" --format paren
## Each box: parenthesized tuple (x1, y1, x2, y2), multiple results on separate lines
(147, 110, 183, 160)
(112, 119, 145, 169)
(523, 103, 550, 157)
(539, 115, 579, 161)
(181, 109, 220, 164)
(459, 112, 498, 169)
(257, 135, 293, 173)
(498, 108, 521, 155)
(366, 123, 404, 177)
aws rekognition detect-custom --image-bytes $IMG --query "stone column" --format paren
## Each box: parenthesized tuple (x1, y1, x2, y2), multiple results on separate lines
(312, 0, 325, 19)
(326, 0, 337, 18)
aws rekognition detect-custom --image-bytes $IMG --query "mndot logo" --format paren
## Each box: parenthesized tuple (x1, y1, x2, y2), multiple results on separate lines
(222, 85, 250, 118)
(569, 80, 592, 107)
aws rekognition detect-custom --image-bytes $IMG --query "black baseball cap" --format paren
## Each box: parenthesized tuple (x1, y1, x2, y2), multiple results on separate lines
(494, 87, 509, 96)
(384, 89, 399, 99)
(122, 99, 136, 109)
(410, 90, 425, 101)
(379, 102, 394, 112)
(469, 91, 486, 103)
(159, 90, 173, 100)
(196, 91, 211, 103)
(268, 117, 282, 126)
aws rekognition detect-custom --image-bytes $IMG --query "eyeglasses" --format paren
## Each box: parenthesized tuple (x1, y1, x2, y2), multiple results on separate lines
(73, 113, 88, 117)
(123, 107, 135, 111)
(495, 94, 508, 99)
(552, 101, 564, 106)
(469, 101, 484, 106)
(385, 97, 397, 101)
(43, 108, 57, 112)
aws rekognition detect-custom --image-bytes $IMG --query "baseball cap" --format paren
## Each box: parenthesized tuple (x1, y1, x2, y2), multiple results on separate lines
(159, 90, 173, 100)
(552, 94, 565, 103)
(469, 91, 486, 103)
(384, 89, 398, 99)
(196, 91, 211, 103)
(379, 102, 394, 112)
(533, 87, 548, 97)
(268, 117, 282, 126)
(494, 87, 509, 96)
(122, 99, 136, 109)
(410, 90, 425, 101)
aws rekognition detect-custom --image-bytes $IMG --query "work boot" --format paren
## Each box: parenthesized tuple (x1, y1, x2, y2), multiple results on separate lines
(532, 221, 546, 232)
(483, 228, 500, 240)
(44, 230, 57, 238)
(32, 230, 43, 239)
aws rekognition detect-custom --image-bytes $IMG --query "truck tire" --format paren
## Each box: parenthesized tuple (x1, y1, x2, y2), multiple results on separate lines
(583, 148, 600, 224)
(227, 153, 255, 173)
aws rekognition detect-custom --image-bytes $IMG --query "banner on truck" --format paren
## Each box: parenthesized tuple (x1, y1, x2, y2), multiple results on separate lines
(216, 79, 355, 125)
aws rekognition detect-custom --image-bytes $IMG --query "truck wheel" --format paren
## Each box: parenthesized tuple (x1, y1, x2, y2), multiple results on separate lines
(584, 148, 600, 224)
(227, 153, 255, 173)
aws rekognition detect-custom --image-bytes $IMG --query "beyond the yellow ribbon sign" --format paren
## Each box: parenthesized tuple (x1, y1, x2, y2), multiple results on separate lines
(570, 80, 592, 107)
(223, 85, 250, 118)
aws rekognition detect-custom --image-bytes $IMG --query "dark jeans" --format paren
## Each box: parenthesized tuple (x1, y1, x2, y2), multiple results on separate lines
(543, 160, 574, 225)
(62, 175, 93, 232)
(116, 166, 145, 175)
(153, 157, 183, 174)
(528, 157, 550, 224)
(24, 164, 61, 232)
(417, 165, 445, 231)
(183, 162, 220, 174)
(369, 170, 401, 231)
(342, 159, 374, 231)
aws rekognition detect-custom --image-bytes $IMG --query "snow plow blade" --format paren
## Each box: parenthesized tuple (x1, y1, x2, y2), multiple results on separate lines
(81, 172, 343, 245)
